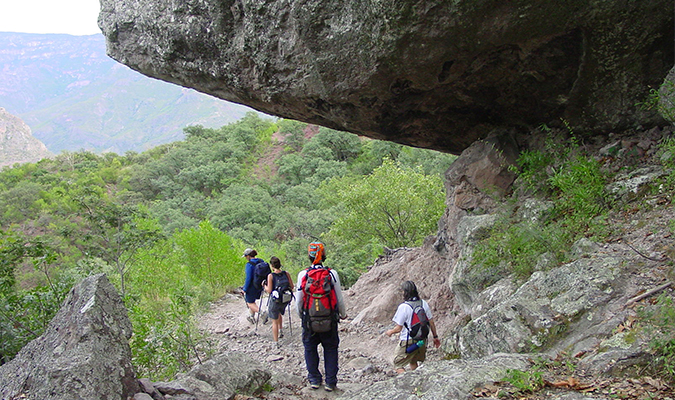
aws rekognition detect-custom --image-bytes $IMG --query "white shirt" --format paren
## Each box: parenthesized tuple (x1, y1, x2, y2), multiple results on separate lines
(392, 299, 433, 341)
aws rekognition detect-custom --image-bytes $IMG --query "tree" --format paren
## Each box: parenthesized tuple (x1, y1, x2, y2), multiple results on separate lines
(75, 190, 164, 297)
(321, 159, 445, 250)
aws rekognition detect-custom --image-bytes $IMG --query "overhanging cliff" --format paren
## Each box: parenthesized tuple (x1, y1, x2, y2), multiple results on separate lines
(99, 0, 673, 153)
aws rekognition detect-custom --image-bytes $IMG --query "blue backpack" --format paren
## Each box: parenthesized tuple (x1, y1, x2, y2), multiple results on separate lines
(252, 259, 271, 290)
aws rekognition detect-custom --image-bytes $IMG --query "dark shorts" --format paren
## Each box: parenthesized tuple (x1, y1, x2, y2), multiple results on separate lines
(245, 288, 262, 304)
(268, 300, 288, 320)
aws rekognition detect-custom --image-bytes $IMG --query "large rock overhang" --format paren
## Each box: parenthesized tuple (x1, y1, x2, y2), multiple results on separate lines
(99, 0, 674, 154)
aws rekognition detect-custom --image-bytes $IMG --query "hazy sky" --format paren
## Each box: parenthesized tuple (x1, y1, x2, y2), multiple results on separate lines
(0, 0, 101, 35)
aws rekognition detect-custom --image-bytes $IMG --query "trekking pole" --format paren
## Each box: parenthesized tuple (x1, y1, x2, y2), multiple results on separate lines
(255, 291, 264, 333)
(287, 301, 293, 336)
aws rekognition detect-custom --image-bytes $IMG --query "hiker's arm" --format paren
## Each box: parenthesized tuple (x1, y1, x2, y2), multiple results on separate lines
(429, 319, 441, 348)
(243, 263, 253, 293)
(331, 271, 348, 319)
(265, 274, 273, 294)
(296, 270, 305, 317)
(385, 324, 402, 337)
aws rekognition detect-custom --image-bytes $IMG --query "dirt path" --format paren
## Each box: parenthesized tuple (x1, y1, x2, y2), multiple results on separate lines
(197, 290, 445, 399)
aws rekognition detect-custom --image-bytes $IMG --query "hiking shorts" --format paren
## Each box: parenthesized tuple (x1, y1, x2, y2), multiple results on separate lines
(268, 300, 288, 320)
(245, 288, 262, 304)
(393, 339, 427, 368)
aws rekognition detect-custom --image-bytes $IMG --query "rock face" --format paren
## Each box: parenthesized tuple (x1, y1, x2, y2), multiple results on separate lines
(153, 353, 271, 400)
(343, 354, 531, 400)
(99, 0, 673, 153)
(0, 107, 52, 166)
(0, 274, 140, 400)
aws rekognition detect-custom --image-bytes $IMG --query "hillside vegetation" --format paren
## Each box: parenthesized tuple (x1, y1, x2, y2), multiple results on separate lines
(0, 112, 456, 378)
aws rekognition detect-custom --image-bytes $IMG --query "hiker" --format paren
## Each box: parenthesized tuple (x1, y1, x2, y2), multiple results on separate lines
(265, 256, 294, 347)
(242, 248, 270, 325)
(297, 242, 347, 392)
(385, 280, 441, 373)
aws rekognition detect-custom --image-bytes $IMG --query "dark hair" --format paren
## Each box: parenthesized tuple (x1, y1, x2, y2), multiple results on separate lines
(308, 254, 326, 263)
(270, 256, 281, 270)
(401, 280, 419, 301)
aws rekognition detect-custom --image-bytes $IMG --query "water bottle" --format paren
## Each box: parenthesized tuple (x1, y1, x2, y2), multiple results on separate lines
(406, 340, 425, 353)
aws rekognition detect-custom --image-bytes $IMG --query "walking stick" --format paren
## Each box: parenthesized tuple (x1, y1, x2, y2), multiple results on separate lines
(287, 300, 293, 336)
(255, 290, 265, 333)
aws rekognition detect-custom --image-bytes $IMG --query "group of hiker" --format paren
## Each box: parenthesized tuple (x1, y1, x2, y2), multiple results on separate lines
(240, 241, 439, 393)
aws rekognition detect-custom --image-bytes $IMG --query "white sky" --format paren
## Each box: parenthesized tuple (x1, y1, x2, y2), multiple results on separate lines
(0, 0, 101, 36)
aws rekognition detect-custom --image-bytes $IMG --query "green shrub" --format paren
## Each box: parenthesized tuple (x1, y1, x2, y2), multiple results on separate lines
(473, 132, 610, 281)
(641, 293, 675, 381)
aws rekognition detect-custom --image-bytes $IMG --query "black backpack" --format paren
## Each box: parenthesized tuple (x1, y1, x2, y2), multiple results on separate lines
(404, 299, 430, 341)
(271, 271, 293, 304)
(252, 259, 271, 290)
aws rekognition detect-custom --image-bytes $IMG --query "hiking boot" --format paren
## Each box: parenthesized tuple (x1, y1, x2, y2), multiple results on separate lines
(247, 314, 255, 325)
(278, 331, 284, 338)
(275, 341, 282, 349)
(324, 384, 336, 392)
(261, 311, 269, 325)
(310, 383, 320, 390)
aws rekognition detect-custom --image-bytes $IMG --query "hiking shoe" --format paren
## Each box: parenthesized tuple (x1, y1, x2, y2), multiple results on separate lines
(278, 331, 284, 338)
(261, 311, 269, 325)
(310, 383, 320, 390)
(247, 315, 255, 325)
(324, 384, 336, 392)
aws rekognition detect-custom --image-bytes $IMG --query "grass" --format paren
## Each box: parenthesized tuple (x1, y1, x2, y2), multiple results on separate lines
(471, 132, 611, 283)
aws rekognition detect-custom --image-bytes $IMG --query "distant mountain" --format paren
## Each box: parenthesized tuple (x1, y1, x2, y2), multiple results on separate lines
(0, 32, 259, 154)
(0, 107, 52, 167)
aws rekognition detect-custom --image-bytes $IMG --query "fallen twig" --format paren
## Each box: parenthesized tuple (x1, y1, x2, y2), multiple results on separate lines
(624, 241, 668, 262)
(625, 281, 672, 307)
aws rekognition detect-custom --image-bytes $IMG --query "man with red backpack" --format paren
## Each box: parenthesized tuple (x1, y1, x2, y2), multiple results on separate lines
(385, 280, 441, 373)
(296, 242, 347, 392)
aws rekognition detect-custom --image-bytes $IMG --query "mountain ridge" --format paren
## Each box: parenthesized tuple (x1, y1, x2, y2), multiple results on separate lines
(0, 107, 52, 167)
(0, 32, 259, 154)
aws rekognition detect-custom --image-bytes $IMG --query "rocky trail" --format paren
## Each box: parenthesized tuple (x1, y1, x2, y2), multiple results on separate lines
(197, 290, 446, 399)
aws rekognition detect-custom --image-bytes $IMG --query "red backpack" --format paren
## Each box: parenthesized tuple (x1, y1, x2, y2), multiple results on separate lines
(301, 266, 337, 332)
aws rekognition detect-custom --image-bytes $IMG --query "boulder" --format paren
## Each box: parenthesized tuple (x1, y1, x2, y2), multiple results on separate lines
(341, 353, 531, 400)
(444, 240, 637, 359)
(98, 0, 673, 154)
(154, 353, 271, 400)
(0, 274, 139, 400)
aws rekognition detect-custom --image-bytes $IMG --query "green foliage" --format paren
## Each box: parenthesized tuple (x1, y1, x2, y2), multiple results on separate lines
(278, 119, 307, 152)
(472, 219, 566, 282)
(473, 132, 610, 281)
(548, 155, 608, 231)
(174, 220, 244, 293)
(641, 293, 675, 381)
(128, 287, 214, 380)
(0, 112, 460, 371)
(321, 158, 445, 253)
(637, 80, 675, 122)
(657, 136, 675, 188)
(74, 191, 164, 297)
(503, 368, 544, 394)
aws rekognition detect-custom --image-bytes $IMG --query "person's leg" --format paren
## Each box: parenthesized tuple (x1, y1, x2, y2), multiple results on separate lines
(278, 315, 284, 338)
(410, 361, 418, 370)
(302, 329, 322, 386)
(322, 328, 340, 388)
(272, 318, 280, 341)
(247, 301, 259, 314)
